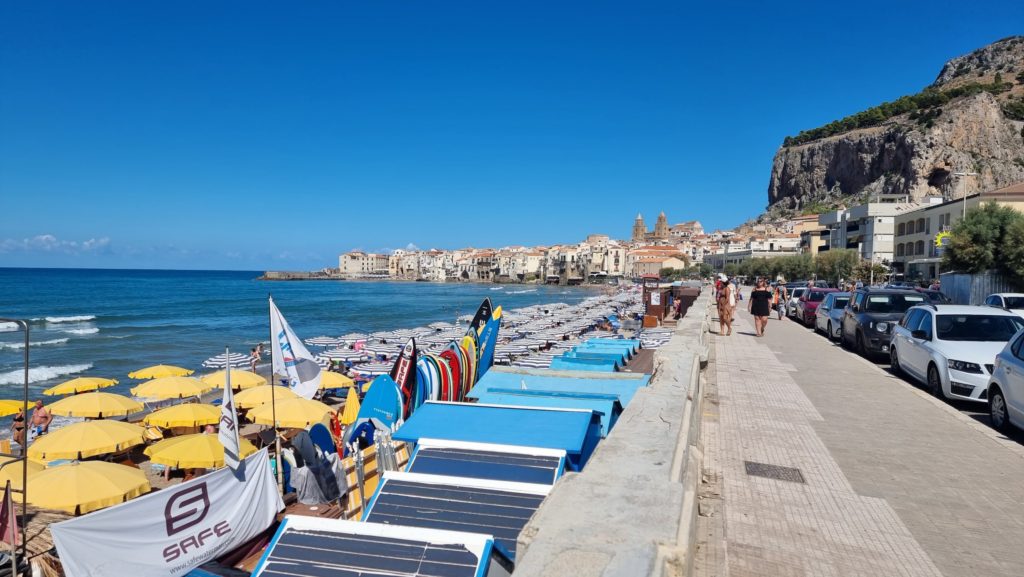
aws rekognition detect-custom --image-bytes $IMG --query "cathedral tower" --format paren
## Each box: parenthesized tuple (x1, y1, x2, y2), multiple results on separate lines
(632, 213, 647, 242)
(654, 211, 669, 239)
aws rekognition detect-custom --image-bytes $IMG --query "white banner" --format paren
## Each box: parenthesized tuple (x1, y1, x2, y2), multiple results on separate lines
(219, 358, 241, 472)
(52, 448, 283, 577)
(269, 296, 321, 399)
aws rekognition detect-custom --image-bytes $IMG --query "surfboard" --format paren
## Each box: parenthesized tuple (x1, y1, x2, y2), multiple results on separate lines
(342, 374, 403, 450)
(475, 306, 503, 381)
(439, 348, 462, 401)
(467, 298, 493, 335)
(389, 338, 418, 419)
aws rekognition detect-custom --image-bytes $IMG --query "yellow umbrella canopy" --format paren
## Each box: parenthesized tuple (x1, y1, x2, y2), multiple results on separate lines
(144, 403, 220, 428)
(339, 387, 360, 426)
(201, 369, 267, 390)
(144, 433, 257, 469)
(27, 461, 150, 515)
(0, 400, 27, 418)
(0, 456, 44, 492)
(320, 372, 355, 389)
(47, 392, 144, 419)
(43, 377, 119, 396)
(247, 397, 333, 429)
(233, 384, 299, 410)
(127, 364, 194, 379)
(28, 420, 146, 461)
(130, 376, 212, 400)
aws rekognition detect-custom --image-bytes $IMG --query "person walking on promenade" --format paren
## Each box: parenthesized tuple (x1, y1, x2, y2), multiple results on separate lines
(728, 278, 738, 318)
(717, 278, 734, 336)
(749, 278, 773, 336)
(774, 282, 789, 320)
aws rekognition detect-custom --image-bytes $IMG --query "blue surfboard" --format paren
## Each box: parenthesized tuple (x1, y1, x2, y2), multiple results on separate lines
(343, 374, 403, 451)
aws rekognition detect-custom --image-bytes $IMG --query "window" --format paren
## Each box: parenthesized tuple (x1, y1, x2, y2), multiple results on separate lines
(1012, 333, 1024, 360)
(902, 309, 924, 329)
(936, 315, 1024, 342)
(985, 295, 1000, 306)
(897, 223, 906, 236)
(917, 218, 926, 234)
(865, 293, 926, 313)
(896, 244, 905, 257)
(915, 241, 925, 255)
(907, 221, 915, 234)
(915, 311, 934, 340)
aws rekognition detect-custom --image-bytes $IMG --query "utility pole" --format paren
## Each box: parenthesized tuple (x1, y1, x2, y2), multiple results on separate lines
(952, 171, 978, 220)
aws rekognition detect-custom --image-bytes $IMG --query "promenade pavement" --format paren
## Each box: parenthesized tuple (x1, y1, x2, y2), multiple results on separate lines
(695, 306, 1024, 577)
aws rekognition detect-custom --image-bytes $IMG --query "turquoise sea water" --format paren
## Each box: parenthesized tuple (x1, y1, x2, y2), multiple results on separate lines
(0, 268, 601, 399)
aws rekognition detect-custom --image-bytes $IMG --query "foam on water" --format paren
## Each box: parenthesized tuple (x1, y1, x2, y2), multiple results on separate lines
(0, 338, 69, 350)
(45, 315, 97, 323)
(508, 289, 538, 294)
(0, 363, 93, 385)
(63, 328, 99, 335)
(0, 322, 17, 332)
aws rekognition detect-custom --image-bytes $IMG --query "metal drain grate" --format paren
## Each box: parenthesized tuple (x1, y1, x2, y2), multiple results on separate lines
(744, 461, 806, 484)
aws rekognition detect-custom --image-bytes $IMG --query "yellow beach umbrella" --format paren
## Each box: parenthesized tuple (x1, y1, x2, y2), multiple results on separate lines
(127, 364, 194, 379)
(320, 372, 355, 389)
(144, 403, 220, 428)
(0, 400, 26, 418)
(27, 461, 150, 515)
(43, 377, 119, 396)
(247, 397, 333, 429)
(202, 369, 267, 390)
(339, 387, 360, 426)
(130, 376, 212, 400)
(0, 456, 43, 492)
(47, 392, 144, 419)
(144, 433, 257, 469)
(28, 420, 145, 461)
(234, 384, 299, 410)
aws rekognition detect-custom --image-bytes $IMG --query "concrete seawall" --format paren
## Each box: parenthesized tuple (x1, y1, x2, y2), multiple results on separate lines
(514, 291, 712, 576)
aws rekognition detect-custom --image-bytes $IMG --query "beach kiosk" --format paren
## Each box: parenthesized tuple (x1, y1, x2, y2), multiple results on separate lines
(394, 401, 602, 471)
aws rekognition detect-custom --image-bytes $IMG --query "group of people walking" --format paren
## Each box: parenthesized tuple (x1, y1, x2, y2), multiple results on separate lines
(715, 276, 793, 338)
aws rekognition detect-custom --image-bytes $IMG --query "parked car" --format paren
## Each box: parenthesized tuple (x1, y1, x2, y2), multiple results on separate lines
(786, 287, 807, 318)
(891, 305, 1024, 401)
(797, 288, 838, 326)
(915, 289, 951, 304)
(886, 282, 917, 290)
(841, 288, 927, 357)
(988, 328, 1024, 431)
(815, 292, 850, 340)
(984, 293, 1024, 318)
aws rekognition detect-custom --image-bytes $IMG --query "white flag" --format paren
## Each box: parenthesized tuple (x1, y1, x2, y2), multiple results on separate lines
(269, 296, 320, 399)
(218, 353, 241, 472)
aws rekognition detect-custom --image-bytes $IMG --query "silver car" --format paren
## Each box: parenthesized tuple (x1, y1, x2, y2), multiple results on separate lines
(815, 292, 850, 341)
(787, 287, 807, 318)
(988, 328, 1024, 431)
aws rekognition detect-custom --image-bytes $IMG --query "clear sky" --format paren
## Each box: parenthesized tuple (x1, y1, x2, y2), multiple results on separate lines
(2, 1, 1021, 270)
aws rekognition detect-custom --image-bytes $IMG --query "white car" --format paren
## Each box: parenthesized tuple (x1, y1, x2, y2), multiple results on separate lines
(988, 328, 1024, 431)
(890, 304, 1024, 402)
(814, 292, 850, 340)
(786, 287, 807, 318)
(984, 293, 1024, 318)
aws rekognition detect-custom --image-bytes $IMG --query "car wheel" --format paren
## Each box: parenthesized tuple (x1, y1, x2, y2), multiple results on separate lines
(990, 386, 1010, 431)
(827, 322, 835, 341)
(856, 332, 868, 357)
(890, 347, 902, 376)
(927, 364, 945, 399)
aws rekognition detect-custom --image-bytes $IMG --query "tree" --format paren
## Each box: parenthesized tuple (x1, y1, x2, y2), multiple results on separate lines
(853, 260, 890, 284)
(1002, 217, 1024, 284)
(942, 202, 1023, 273)
(815, 249, 859, 284)
(724, 263, 740, 277)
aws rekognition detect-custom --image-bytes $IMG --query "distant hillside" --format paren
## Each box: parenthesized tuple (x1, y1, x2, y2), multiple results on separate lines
(766, 36, 1024, 216)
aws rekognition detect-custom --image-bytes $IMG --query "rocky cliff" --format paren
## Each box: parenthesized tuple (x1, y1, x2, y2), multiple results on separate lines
(767, 36, 1024, 213)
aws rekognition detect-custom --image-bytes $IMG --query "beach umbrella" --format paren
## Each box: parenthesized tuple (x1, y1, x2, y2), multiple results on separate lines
(233, 384, 299, 410)
(201, 369, 267, 390)
(201, 352, 251, 369)
(143, 403, 221, 428)
(246, 397, 333, 429)
(350, 362, 393, 376)
(320, 372, 355, 390)
(28, 420, 145, 461)
(130, 376, 212, 400)
(47, 392, 144, 419)
(144, 433, 257, 469)
(304, 336, 343, 347)
(339, 387, 360, 426)
(127, 364, 194, 379)
(0, 456, 43, 492)
(319, 349, 369, 361)
(43, 377, 119, 396)
(0, 400, 26, 418)
(27, 461, 151, 515)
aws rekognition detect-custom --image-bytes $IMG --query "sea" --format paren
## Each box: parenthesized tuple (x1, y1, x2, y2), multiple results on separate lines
(0, 268, 602, 404)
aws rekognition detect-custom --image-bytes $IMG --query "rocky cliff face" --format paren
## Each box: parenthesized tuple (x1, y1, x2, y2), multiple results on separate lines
(767, 37, 1024, 213)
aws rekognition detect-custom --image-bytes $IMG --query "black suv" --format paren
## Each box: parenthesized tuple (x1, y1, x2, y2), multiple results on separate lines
(841, 288, 928, 358)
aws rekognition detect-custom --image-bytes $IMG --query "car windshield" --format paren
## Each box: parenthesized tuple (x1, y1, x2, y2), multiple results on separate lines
(924, 291, 949, 303)
(833, 297, 850, 308)
(792, 289, 806, 298)
(1005, 296, 1024, 309)
(808, 291, 827, 302)
(936, 315, 1024, 342)
(865, 293, 925, 313)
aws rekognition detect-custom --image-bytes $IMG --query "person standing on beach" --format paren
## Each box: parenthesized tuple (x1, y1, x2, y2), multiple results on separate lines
(249, 348, 259, 373)
(10, 407, 25, 447)
(29, 400, 52, 441)
(748, 279, 773, 337)
(716, 278, 734, 336)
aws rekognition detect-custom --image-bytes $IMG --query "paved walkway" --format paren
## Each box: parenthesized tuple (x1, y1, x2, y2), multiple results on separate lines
(695, 307, 1024, 577)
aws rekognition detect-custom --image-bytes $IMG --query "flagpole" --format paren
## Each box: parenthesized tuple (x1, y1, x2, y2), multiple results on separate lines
(268, 295, 283, 493)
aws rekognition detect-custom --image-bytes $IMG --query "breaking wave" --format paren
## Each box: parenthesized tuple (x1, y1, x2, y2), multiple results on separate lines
(0, 338, 69, 350)
(0, 363, 93, 385)
(0, 323, 18, 332)
(45, 315, 97, 323)
(508, 289, 538, 294)
(64, 328, 99, 335)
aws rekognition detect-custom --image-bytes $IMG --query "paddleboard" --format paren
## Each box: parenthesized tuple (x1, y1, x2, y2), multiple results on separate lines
(475, 306, 503, 381)
(467, 298, 493, 335)
(440, 348, 462, 401)
(343, 374, 403, 450)
(389, 338, 418, 419)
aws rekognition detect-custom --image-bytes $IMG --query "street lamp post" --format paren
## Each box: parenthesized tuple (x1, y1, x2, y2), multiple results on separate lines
(952, 171, 978, 219)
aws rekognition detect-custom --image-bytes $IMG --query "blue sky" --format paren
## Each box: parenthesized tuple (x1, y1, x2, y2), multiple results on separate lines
(2, 1, 1021, 270)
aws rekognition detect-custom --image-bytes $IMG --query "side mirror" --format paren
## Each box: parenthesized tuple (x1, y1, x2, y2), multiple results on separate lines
(911, 329, 928, 340)
(851, 304, 860, 313)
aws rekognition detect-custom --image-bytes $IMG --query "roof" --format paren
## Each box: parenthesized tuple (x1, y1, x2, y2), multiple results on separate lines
(914, 304, 1022, 316)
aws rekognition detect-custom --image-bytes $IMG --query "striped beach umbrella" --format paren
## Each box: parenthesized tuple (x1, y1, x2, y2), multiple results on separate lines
(350, 362, 393, 376)
(201, 352, 251, 369)
(305, 336, 343, 347)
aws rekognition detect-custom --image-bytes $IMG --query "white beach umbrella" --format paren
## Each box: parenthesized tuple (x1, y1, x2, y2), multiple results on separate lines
(305, 336, 343, 347)
(201, 352, 251, 369)
(351, 362, 393, 376)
